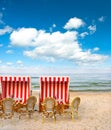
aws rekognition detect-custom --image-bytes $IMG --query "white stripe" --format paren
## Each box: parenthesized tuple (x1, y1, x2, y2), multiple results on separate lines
(0, 76, 30, 81)
(3, 77, 5, 81)
(55, 82, 57, 99)
(40, 76, 70, 82)
(40, 76, 69, 101)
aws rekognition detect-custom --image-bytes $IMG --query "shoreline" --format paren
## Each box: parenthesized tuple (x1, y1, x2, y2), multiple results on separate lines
(31, 85, 111, 92)
(31, 89, 111, 93)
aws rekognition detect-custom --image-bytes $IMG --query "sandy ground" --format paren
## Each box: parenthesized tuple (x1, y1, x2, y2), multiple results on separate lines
(0, 91, 111, 130)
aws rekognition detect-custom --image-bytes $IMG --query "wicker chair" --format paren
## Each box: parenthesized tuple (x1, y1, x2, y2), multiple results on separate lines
(27, 96, 37, 118)
(63, 97, 81, 120)
(2, 98, 14, 119)
(18, 96, 37, 119)
(0, 100, 3, 118)
(41, 97, 56, 123)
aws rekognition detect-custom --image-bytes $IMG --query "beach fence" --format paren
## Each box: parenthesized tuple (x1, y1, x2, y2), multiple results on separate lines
(39, 76, 70, 111)
(0, 76, 31, 103)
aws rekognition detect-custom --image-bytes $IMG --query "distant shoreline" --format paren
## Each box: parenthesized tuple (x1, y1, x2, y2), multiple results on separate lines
(31, 86, 111, 92)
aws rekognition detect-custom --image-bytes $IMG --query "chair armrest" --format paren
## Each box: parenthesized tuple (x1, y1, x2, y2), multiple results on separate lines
(20, 103, 27, 108)
(41, 103, 46, 106)
(64, 103, 70, 107)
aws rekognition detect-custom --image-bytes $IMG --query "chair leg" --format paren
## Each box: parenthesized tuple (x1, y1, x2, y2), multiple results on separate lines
(28, 112, 31, 118)
(19, 114, 21, 119)
(42, 115, 44, 123)
(71, 112, 74, 121)
(77, 112, 80, 119)
(54, 114, 56, 123)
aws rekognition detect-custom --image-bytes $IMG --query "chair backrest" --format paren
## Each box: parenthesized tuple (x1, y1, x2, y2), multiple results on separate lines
(71, 97, 80, 111)
(2, 98, 14, 117)
(27, 96, 37, 111)
(42, 97, 56, 112)
(39, 76, 70, 111)
(0, 76, 30, 103)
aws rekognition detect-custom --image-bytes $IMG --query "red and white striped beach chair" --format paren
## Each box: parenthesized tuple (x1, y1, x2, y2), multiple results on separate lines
(0, 76, 30, 103)
(39, 76, 70, 111)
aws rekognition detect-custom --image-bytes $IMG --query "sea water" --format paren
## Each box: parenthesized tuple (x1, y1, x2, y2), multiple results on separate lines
(31, 73, 111, 91)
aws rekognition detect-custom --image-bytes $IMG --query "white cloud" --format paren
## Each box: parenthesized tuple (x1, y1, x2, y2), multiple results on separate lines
(0, 44, 3, 47)
(98, 16, 105, 22)
(74, 51, 107, 65)
(0, 13, 3, 18)
(2, 7, 5, 11)
(0, 26, 13, 35)
(0, 12, 4, 24)
(10, 28, 78, 47)
(10, 27, 108, 65)
(6, 50, 13, 54)
(64, 17, 85, 30)
(16, 60, 23, 66)
(52, 24, 56, 28)
(0, 60, 2, 64)
(6, 62, 13, 66)
(10, 27, 38, 46)
(0, 65, 111, 76)
(49, 27, 53, 32)
(88, 25, 96, 34)
(7, 45, 12, 48)
(80, 32, 89, 38)
(49, 24, 56, 32)
(93, 47, 99, 52)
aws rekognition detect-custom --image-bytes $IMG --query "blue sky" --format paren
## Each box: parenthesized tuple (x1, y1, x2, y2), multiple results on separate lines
(0, 0, 111, 76)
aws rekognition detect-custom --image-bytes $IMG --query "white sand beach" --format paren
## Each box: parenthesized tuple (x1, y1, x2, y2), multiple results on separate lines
(0, 91, 111, 130)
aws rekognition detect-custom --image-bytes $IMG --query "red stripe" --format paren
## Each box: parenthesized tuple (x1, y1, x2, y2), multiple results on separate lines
(15, 79, 17, 98)
(65, 81, 68, 103)
(20, 81, 23, 101)
(45, 77, 47, 98)
(61, 80, 63, 101)
(23, 78, 25, 103)
(14, 77, 16, 82)
(0, 76, 30, 103)
(8, 81, 11, 97)
(24, 81, 27, 103)
(53, 77, 56, 98)
(5, 77, 7, 98)
(10, 77, 12, 97)
(41, 77, 44, 102)
(14, 76, 16, 99)
(12, 81, 14, 98)
(16, 81, 19, 98)
(39, 76, 69, 111)
(28, 77, 30, 97)
(49, 77, 51, 97)
(40, 77, 42, 101)
(2, 81, 6, 98)
(57, 77, 60, 99)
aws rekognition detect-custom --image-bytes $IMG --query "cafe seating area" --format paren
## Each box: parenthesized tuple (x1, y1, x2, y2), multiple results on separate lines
(0, 76, 81, 123)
